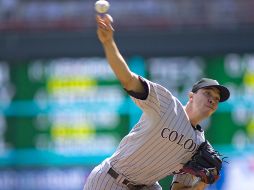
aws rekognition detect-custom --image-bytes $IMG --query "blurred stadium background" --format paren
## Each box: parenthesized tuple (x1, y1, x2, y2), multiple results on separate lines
(0, 0, 254, 189)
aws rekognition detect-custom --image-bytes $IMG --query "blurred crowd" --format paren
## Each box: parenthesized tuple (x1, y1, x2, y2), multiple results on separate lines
(0, 0, 254, 31)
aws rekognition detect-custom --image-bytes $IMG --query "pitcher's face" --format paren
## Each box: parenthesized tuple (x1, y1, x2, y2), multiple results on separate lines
(191, 87, 220, 117)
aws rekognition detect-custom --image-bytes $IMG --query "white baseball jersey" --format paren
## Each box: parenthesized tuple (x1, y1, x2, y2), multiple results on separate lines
(84, 77, 205, 190)
(109, 77, 205, 186)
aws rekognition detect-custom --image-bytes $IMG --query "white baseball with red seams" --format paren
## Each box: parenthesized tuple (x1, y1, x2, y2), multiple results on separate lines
(95, 0, 110, 13)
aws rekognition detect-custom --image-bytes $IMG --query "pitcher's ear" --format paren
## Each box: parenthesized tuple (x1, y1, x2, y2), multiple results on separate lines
(189, 92, 194, 100)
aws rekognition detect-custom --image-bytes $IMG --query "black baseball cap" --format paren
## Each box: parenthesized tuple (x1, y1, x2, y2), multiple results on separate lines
(191, 78, 230, 102)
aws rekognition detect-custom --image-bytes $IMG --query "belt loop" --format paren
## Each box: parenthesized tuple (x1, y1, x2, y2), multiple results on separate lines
(115, 174, 125, 184)
(108, 167, 126, 184)
(107, 167, 145, 189)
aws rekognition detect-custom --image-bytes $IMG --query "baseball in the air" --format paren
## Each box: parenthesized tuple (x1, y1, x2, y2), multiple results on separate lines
(95, 0, 110, 14)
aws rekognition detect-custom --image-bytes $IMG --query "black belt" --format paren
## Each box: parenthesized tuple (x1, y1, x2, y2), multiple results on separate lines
(107, 167, 146, 190)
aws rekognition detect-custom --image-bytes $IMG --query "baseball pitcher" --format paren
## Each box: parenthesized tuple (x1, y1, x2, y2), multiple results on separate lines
(83, 14, 230, 190)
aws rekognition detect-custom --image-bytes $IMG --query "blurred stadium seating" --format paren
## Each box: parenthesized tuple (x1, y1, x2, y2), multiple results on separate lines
(0, 0, 254, 31)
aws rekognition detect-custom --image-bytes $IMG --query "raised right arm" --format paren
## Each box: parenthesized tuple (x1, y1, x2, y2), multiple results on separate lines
(96, 14, 145, 94)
